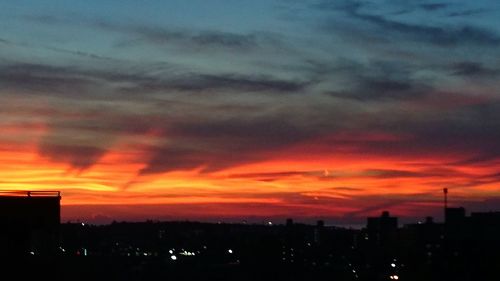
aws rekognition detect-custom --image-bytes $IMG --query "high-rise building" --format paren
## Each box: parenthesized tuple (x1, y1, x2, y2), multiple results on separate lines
(445, 207, 466, 225)
(0, 191, 61, 257)
(367, 211, 398, 246)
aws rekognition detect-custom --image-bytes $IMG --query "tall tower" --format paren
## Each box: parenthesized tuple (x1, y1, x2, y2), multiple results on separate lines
(443, 188, 448, 222)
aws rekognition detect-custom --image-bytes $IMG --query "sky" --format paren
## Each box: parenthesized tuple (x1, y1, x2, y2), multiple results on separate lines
(1, 0, 500, 225)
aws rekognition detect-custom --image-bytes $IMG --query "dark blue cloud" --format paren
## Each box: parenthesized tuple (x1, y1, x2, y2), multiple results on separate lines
(419, 3, 451, 11)
(318, 0, 500, 46)
(448, 8, 489, 17)
(139, 117, 317, 175)
(0, 63, 308, 97)
(327, 78, 427, 101)
(450, 62, 499, 77)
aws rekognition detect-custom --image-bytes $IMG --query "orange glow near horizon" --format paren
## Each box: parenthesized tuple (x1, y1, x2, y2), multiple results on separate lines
(1, 132, 499, 223)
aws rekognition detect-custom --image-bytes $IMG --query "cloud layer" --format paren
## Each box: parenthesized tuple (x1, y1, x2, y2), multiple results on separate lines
(1, 0, 500, 223)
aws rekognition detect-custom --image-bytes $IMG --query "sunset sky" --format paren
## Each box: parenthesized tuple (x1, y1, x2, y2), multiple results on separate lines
(1, 0, 499, 225)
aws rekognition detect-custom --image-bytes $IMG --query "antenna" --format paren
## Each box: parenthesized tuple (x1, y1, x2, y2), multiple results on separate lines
(443, 188, 448, 209)
(443, 188, 448, 223)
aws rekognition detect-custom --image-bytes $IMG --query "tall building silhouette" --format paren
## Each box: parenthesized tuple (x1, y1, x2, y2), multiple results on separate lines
(445, 207, 466, 225)
(367, 211, 398, 246)
(0, 191, 61, 258)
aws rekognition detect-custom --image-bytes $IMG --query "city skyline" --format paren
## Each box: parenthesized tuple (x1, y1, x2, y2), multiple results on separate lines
(1, 0, 500, 224)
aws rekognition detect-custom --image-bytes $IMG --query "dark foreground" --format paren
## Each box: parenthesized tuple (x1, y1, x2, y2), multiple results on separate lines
(3, 211, 500, 281)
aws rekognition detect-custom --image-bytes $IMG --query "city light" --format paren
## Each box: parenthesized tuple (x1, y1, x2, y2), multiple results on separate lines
(180, 250, 196, 256)
(228, 249, 233, 254)
(171, 255, 177, 261)
(391, 263, 396, 268)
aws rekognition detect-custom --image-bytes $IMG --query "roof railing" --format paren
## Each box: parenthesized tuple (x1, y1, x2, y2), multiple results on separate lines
(0, 190, 61, 197)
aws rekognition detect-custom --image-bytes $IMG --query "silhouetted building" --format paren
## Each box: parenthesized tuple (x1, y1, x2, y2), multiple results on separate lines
(470, 211, 500, 223)
(316, 220, 324, 228)
(367, 211, 398, 246)
(0, 191, 61, 257)
(445, 207, 466, 224)
(469, 211, 500, 241)
(401, 216, 444, 267)
(314, 220, 324, 244)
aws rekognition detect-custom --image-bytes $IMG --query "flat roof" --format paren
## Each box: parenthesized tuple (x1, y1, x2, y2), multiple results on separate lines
(0, 190, 61, 198)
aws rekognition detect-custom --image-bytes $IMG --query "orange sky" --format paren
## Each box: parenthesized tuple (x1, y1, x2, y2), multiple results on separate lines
(1, 125, 499, 224)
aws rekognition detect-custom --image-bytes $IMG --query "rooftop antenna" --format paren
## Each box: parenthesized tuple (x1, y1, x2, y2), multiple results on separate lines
(443, 188, 448, 222)
(443, 188, 448, 208)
